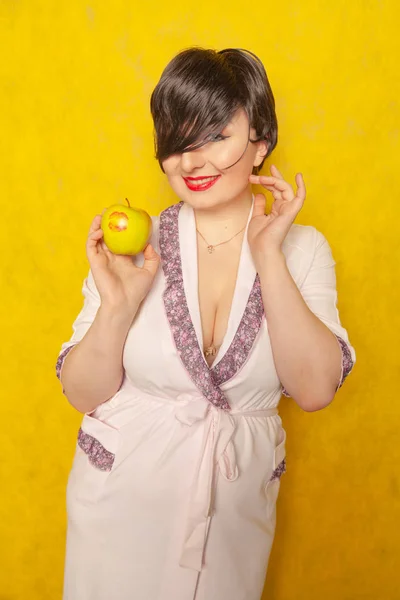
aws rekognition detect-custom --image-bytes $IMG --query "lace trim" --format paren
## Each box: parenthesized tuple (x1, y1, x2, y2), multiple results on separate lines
(269, 458, 286, 482)
(159, 202, 265, 410)
(77, 427, 115, 472)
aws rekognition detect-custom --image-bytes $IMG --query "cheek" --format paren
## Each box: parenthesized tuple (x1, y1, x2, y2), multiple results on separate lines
(162, 159, 183, 189)
(164, 175, 181, 198)
(166, 173, 189, 199)
(161, 156, 179, 174)
(222, 147, 257, 180)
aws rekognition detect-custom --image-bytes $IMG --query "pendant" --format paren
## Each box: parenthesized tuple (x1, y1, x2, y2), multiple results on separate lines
(207, 245, 214, 254)
(204, 344, 217, 357)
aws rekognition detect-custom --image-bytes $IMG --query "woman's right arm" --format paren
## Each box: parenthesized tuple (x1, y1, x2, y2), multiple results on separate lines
(58, 212, 160, 414)
(59, 301, 138, 414)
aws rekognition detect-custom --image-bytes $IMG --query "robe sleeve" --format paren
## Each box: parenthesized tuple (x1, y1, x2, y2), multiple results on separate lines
(281, 229, 356, 398)
(55, 268, 101, 392)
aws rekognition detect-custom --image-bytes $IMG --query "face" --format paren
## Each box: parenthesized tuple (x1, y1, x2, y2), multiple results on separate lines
(161, 108, 268, 211)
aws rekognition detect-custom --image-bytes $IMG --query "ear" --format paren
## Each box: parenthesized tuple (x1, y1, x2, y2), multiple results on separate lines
(253, 140, 269, 168)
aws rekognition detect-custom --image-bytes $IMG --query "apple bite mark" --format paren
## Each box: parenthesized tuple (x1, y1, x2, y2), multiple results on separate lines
(108, 211, 129, 232)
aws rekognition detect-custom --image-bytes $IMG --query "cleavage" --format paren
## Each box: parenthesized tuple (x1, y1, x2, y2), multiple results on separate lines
(197, 246, 241, 367)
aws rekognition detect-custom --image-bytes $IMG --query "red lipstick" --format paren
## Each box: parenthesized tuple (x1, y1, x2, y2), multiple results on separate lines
(183, 175, 221, 192)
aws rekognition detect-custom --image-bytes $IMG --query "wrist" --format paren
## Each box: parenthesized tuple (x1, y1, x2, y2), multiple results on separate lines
(98, 301, 138, 327)
(256, 249, 286, 274)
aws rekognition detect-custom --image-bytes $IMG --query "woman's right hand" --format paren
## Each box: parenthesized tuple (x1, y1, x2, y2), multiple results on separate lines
(86, 213, 161, 313)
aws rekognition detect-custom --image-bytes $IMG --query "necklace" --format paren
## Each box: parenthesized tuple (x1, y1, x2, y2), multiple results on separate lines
(196, 223, 247, 254)
(204, 344, 217, 358)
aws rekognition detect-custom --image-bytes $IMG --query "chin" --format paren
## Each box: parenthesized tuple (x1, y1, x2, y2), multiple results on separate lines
(181, 192, 227, 209)
(175, 183, 250, 210)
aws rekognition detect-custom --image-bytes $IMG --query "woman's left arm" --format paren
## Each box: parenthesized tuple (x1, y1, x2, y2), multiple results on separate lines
(249, 166, 355, 412)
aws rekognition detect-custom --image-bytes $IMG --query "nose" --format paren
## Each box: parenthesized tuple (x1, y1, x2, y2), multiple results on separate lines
(180, 147, 206, 172)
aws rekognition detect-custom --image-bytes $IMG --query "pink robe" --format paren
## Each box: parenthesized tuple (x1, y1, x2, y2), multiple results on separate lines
(56, 198, 356, 600)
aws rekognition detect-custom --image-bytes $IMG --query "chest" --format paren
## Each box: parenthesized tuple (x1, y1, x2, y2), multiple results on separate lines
(197, 237, 243, 365)
(123, 268, 281, 404)
(123, 201, 285, 403)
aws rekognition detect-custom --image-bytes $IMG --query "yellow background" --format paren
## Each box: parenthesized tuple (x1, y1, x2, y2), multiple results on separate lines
(1, 1, 399, 598)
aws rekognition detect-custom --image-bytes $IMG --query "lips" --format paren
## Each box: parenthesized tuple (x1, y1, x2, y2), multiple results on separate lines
(183, 175, 221, 192)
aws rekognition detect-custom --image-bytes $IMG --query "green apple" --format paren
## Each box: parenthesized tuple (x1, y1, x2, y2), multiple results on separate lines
(101, 198, 152, 255)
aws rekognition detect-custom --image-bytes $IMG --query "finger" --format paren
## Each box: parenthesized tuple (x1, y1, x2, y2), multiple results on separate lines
(256, 183, 283, 203)
(86, 229, 104, 260)
(258, 182, 281, 195)
(249, 174, 261, 183)
(87, 228, 103, 247)
(100, 239, 113, 258)
(265, 181, 295, 202)
(89, 215, 102, 235)
(249, 174, 279, 185)
(253, 175, 277, 182)
(295, 173, 306, 200)
(249, 175, 286, 198)
(267, 178, 293, 194)
(251, 175, 286, 188)
(270, 189, 283, 203)
(256, 181, 291, 199)
(142, 244, 161, 278)
(270, 164, 284, 179)
(252, 193, 267, 217)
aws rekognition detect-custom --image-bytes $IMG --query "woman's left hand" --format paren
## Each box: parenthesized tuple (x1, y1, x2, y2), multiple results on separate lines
(248, 164, 306, 268)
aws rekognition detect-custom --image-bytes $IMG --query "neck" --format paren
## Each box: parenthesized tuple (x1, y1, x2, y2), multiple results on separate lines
(193, 185, 253, 240)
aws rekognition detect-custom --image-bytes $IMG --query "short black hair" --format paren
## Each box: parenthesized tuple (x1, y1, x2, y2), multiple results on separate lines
(150, 47, 278, 174)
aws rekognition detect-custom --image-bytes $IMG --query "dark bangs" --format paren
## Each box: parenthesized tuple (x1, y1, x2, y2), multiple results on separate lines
(150, 47, 278, 173)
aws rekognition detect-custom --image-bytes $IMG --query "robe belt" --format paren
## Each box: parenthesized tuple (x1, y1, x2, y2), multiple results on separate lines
(174, 399, 279, 572)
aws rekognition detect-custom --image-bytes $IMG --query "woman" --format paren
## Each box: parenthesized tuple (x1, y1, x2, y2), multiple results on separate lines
(56, 47, 356, 600)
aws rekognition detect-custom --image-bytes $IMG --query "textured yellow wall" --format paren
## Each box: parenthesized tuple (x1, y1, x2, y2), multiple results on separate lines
(1, 1, 399, 598)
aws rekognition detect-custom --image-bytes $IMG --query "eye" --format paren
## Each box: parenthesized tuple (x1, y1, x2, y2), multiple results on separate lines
(207, 133, 229, 143)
